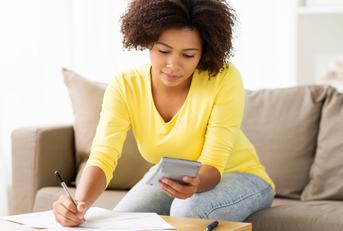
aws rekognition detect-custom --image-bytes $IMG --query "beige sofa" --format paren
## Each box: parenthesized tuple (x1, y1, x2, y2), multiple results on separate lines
(9, 69, 343, 231)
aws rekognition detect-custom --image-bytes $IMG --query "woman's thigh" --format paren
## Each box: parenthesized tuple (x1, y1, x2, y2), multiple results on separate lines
(112, 166, 173, 215)
(170, 172, 274, 221)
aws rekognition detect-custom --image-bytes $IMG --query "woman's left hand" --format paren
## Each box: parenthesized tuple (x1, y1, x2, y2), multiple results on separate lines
(159, 176, 200, 199)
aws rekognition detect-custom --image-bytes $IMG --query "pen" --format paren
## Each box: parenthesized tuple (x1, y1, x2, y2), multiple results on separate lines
(205, 220, 219, 231)
(54, 170, 78, 207)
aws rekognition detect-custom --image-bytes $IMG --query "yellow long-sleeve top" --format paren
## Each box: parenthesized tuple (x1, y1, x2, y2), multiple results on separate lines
(86, 63, 275, 190)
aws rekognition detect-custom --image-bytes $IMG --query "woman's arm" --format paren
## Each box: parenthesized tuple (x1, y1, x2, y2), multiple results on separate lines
(53, 76, 130, 227)
(75, 166, 107, 209)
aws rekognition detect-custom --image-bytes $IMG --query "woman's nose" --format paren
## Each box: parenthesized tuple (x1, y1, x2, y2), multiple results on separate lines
(166, 54, 181, 69)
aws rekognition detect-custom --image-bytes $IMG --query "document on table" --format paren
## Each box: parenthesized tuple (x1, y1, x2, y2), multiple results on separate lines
(0, 207, 176, 230)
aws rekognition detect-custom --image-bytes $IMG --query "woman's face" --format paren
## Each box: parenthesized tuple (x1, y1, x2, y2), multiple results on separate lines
(149, 27, 202, 88)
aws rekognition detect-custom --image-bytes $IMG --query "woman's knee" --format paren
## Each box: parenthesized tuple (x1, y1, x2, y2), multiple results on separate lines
(170, 196, 260, 222)
(170, 196, 208, 218)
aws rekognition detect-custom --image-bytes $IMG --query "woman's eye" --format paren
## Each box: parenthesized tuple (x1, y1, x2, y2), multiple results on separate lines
(158, 50, 169, 54)
(183, 54, 195, 58)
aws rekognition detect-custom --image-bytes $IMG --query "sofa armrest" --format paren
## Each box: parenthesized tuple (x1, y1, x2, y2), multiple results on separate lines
(9, 124, 76, 214)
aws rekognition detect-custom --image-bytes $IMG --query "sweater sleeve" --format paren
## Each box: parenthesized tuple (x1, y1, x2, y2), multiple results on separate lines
(198, 66, 244, 174)
(85, 76, 130, 186)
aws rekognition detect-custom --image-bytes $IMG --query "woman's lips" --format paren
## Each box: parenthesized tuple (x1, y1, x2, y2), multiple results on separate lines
(163, 72, 180, 81)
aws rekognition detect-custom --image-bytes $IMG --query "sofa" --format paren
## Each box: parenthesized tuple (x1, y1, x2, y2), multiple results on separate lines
(9, 69, 343, 231)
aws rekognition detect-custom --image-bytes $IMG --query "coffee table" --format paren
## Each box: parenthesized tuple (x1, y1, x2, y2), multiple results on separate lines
(1, 216, 252, 231)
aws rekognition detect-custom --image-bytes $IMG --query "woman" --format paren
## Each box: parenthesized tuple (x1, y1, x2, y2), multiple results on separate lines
(53, 0, 275, 227)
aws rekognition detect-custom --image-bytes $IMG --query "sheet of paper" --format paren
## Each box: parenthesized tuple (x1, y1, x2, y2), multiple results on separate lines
(1, 207, 176, 230)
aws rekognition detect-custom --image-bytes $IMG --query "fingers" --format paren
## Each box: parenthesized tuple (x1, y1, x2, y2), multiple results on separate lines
(160, 180, 182, 198)
(161, 179, 183, 192)
(53, 195, 85, 227)
(160, 177, 199, 199)
(182, 176, 200, 186)
(54, 208, 81, 226)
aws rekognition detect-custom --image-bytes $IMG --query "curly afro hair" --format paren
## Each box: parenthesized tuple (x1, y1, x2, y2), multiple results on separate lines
(121, 0, 236, 76)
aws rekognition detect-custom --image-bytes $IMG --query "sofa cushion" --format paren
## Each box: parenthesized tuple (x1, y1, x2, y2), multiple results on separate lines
(246, 200, 343, 231)
(33, 187, 127, 212)
(241, 86, 328, 198)
(62, 68, 152, 190)
(301, 87, 343, 200)
(271, 197, 300, 207)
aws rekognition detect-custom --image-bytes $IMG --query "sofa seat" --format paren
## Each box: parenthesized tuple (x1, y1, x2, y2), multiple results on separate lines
(247, 200, 343, 231)
(33, 187, 127, 212)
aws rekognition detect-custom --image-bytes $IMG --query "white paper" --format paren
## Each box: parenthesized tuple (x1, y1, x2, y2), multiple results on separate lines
(1, 207, 176, 230)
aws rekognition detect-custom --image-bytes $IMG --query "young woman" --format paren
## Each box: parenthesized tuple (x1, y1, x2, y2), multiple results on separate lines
(53, 0, 275, 227)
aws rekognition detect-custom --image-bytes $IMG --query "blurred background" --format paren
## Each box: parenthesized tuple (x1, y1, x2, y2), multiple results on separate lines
(1, 0, 342, 215)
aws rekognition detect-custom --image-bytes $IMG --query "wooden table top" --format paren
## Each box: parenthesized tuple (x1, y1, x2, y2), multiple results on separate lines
(162, 216, 252, 231)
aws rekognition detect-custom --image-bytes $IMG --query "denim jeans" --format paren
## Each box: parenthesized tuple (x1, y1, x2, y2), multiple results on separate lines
(113, 166, 274, 222)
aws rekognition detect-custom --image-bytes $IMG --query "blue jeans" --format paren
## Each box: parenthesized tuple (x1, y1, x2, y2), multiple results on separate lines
(113, 167, 274, 222)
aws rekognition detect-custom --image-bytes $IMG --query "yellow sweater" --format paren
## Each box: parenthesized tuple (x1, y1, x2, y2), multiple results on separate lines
(86, 63, 275, 190)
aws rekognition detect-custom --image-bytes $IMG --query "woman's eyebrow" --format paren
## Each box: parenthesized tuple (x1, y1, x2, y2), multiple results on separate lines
(156, 41, 199, 51)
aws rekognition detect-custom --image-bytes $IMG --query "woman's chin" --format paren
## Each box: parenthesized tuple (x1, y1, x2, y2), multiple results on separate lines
(161, 77, 181, 87)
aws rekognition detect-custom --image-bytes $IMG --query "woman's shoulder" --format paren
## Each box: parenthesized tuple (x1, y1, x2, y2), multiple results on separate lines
(109, 64, 150, 91)
(114, 64, 150, 82)
(217, 63, 242, 82)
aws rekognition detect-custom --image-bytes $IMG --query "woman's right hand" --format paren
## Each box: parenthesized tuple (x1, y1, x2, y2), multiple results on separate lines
(52, 195, 87, 227)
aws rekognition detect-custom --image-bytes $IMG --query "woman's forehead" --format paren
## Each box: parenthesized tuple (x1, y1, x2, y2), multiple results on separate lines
(156, 28, 202, 49)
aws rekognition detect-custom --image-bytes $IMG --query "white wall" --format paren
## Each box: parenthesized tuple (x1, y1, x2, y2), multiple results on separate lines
(0, 0, 296, 215)
(297, 13, 343, 84)
(0, 97, 5, 216)
(68, 0, 149, 79)
(229, 0, 297, 89)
